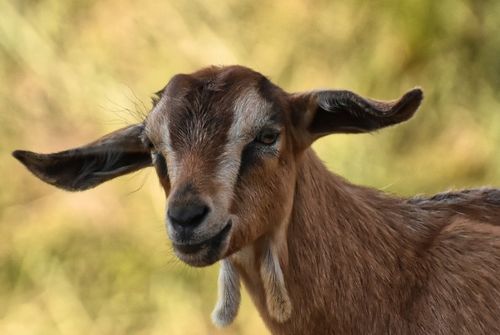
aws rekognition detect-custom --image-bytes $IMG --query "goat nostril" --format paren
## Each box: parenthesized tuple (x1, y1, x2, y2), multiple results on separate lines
(168, 203, 209, 227)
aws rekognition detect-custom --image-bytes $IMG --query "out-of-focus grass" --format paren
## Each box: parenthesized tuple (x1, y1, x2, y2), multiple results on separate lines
(1, 0, 499, 334)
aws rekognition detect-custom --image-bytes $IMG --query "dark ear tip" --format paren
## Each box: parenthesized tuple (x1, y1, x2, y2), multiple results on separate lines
(405, 87, 424, 104)
(12, 150, 47, 171)
(12, 150, 33, 164)
(395, 87, 423, 119)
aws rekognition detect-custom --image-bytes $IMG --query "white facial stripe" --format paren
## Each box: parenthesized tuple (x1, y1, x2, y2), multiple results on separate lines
(216, 87, 273, 207)
(231, 88, 275, 142)
(149, 96, 179, 181)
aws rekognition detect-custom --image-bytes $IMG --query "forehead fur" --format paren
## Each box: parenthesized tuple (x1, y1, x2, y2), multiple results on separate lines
(146, 66, 281, 149)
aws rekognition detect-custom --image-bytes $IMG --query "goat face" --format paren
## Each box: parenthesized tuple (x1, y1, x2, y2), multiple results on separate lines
(13, 65, 423, 267)
(144, 66, 298, 266)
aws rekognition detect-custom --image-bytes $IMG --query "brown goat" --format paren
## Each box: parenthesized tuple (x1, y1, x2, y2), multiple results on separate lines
(13, 66, 500, 334)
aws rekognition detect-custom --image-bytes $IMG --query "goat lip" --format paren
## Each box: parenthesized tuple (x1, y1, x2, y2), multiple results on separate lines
(173, 222, 232, 256)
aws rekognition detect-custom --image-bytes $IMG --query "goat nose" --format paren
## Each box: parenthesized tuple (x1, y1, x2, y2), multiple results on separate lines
(167, 202, 209, 227)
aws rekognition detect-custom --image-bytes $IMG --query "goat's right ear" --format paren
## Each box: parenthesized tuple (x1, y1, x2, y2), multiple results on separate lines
(290, 88, 423, 147)
(12, 124, 153, 191)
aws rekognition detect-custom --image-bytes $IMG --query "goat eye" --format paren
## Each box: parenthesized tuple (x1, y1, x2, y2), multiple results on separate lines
(153, 152, 168, 177)
(141, 135, 155, 150)
(255, 129, 280, 145)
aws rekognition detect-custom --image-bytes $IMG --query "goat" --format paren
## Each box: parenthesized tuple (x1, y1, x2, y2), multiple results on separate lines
(13, 65, 500, 334)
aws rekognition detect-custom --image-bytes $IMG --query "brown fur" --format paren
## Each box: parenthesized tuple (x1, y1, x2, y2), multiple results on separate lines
(238, 150, 500, 334)
(13, 65, 500, 334)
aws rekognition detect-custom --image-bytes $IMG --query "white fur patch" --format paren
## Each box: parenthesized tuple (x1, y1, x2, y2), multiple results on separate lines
(215, 87, 272, 208)
(148, 96, 179, 181)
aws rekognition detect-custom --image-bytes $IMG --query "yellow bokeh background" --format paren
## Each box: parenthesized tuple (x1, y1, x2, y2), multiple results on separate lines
(1, 1, 500, 334)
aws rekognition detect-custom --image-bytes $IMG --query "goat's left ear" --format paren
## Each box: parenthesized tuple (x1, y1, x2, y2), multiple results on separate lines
(291, 88, 423, 145)
(12, 124, 153, 191)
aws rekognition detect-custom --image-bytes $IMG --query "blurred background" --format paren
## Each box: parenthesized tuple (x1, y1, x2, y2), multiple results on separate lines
(1, 0, 500, 334)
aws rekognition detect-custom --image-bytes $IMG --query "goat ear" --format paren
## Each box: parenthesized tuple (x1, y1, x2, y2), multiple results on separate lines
(291, 88, 423, 144)
(12, 124, 153, 191)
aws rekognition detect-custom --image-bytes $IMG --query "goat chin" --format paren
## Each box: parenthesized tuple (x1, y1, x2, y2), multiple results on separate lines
(212, 241, 292, 327)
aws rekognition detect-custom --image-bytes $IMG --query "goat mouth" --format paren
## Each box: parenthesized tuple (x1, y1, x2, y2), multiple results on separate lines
(173, 221, 232, 266)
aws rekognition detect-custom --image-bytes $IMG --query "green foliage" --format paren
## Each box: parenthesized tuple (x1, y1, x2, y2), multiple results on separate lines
(1, 0, 499, 334)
